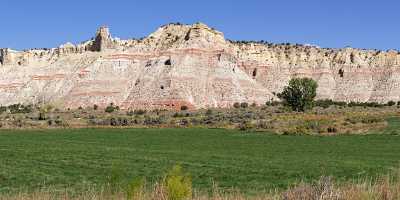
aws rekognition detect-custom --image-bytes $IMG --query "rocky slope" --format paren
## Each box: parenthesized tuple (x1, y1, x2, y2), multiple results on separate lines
(1, 23, 400, 110)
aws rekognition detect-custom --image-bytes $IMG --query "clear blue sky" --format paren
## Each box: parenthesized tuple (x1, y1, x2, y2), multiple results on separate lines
(1, 0, 399, 50)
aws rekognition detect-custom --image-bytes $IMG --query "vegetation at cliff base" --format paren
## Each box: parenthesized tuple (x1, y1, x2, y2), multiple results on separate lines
(278, 77, 318, 112)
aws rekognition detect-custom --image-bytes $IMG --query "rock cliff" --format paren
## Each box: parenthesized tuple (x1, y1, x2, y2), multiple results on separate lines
(1, 23, 399, 110)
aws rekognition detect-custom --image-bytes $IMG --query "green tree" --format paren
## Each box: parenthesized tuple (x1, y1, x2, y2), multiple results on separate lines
(277, 77, 318, 112)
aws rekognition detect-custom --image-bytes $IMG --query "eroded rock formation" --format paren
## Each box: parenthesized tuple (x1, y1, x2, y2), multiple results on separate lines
(1, 23, 399, 110)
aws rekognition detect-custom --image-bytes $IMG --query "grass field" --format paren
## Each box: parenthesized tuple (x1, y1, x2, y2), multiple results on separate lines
(0, 121, 400, 194)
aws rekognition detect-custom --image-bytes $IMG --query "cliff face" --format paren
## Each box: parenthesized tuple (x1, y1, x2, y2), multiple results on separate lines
(1, 23, 399, 109)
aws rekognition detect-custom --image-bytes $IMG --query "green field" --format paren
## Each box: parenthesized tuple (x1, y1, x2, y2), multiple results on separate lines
(0, 125, 400, 194)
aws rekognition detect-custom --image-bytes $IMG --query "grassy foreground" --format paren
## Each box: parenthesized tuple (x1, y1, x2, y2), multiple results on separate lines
(2, 174, 400, 200)
(1, 125, 400, 196)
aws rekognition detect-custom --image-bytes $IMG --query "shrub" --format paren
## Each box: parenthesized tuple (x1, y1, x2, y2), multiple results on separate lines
(105, 106, 115, 113)
(54, 117, 64, 126)
(134, 109, 146, 115)
(126, 110, 135, 116)
(233, 102, 240, 109)
(315, 99, 332, 109)
(205, 109, 213, 116)
(271, 101, 282, 106)
(314, 99, 347, 108)
(164, 165, 192, 200)
(126, 177, 144, 200)
(173, 112, 185, 118)
(7, 104, 33, 114)
(387, 101, 396, 106)
(105, 103, 117, 113)
(180, 105, 188, 111)
(238, 121, 253, 131)
(179, 119, 189, 126)
(240, 102, 248, 108)
(348, 101, 384, 108)
(0, 106, 6, 114)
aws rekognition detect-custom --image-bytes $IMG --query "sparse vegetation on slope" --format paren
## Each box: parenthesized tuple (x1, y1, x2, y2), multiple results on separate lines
(0, 102, 397, 135)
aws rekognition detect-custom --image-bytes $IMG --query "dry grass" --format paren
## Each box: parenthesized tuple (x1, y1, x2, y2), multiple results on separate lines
(2, 172, 400, 200)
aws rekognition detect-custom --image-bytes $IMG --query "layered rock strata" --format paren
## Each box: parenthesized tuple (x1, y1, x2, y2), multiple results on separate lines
(1, 23, 399, 110)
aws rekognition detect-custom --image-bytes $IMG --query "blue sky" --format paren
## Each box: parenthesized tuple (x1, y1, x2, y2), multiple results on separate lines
(1, 0, 399, 50)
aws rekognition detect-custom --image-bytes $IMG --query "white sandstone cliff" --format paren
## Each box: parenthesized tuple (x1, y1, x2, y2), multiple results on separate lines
(0, 23, 399, 109)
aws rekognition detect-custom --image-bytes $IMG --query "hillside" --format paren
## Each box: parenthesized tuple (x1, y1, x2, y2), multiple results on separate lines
(1, 23, 400, 110)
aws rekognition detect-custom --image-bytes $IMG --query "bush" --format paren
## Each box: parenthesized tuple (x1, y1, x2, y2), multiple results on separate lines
(173, 112, 185, 118)
(126, 110, 134, 116)
(240, 102, 248, 108)
(126, 177, 144, 200)
(105, 106, 115, 113)
(238, 121, 253, 131)
(348, 101, 384, 108)
(7, 104, 33, 114)
(180, 105, 188, 111)
(54, 117, 64, 126)
(314, 99, 347, 108)
(233, 102, 240, 109)
(314, 99, 333, 109)
(205, 109, 213, 116)
(266, 101, 282, 106)
(278, 78, 318, 112)
(164, 165, 192, 200)
(134, 109, 146, 115)
(387, 101, 396, 106)
(0, 106, 6, 114)
(105, 103, 118, 113)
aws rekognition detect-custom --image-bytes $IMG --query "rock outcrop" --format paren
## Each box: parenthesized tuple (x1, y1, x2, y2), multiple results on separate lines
(0, 23, 399, 110)
(90, 26, 115, 51)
